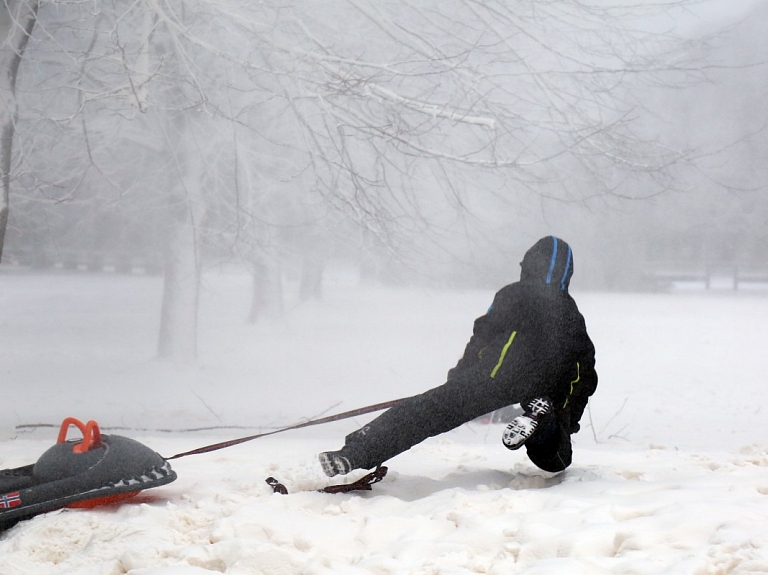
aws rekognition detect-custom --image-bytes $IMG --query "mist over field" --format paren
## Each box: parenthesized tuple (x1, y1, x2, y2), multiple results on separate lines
(1, 0, 767, 573)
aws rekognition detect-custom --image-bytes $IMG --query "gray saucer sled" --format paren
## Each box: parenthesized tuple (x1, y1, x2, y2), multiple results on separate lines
(0, 418, 176, 530)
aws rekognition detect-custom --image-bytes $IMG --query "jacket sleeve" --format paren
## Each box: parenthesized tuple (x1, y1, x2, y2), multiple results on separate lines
(447, 317, 491, 378)
(448, 292, 507, 379)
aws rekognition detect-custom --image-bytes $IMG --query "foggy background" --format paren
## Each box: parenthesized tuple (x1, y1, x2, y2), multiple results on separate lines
(3, 4, 768, 570)
(2, 0, 767, 363)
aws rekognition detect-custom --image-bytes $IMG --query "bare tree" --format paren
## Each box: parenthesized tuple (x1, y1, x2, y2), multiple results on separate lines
(9, 0, 704, 359)
(0, 0, 37, 262)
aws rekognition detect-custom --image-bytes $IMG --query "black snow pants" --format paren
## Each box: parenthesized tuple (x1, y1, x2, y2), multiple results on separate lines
(341, 373, 571, 472)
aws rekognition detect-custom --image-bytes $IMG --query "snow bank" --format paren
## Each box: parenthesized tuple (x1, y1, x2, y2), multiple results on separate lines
(1, 270, 767, 574)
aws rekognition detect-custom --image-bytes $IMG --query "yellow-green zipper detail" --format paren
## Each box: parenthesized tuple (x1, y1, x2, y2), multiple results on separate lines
(563, 362, 581, 407)
(490, 331, 517, 379)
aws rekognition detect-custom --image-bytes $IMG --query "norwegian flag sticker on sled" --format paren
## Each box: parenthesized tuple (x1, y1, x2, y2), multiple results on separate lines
(0, 491, 22, 509)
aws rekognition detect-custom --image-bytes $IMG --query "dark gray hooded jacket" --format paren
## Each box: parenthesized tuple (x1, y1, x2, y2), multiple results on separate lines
(343, 236, 597, 471)
(449, 235, 597, 434)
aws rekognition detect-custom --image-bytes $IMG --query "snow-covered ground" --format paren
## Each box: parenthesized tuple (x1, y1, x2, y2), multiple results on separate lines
(1, 268, 767, 574)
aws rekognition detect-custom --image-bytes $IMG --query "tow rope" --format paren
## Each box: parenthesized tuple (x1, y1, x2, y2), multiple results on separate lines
(164, 397, 408, 461)
(162, 399, 405, 495)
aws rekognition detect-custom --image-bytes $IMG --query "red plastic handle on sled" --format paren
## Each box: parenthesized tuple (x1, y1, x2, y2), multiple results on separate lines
(57, 417, 103, 454)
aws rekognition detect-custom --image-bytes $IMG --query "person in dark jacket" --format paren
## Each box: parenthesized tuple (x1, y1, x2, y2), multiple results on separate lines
(319, 236, 597, 476)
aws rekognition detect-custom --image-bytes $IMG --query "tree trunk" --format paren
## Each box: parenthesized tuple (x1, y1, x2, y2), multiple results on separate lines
(157, 199, 200, 361)
(248, 250, 283, 323)
(299, 253, 325, 301)
(156, 110, 203, 361)
(0, 0, 38, 262)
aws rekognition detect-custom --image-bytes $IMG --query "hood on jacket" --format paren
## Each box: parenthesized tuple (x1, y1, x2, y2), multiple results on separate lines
(520, 236, 573, 292)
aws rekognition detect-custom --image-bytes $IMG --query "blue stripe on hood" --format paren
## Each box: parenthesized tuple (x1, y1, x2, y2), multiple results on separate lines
(560, 245, 572, 291)
(545, 237, 559, 285)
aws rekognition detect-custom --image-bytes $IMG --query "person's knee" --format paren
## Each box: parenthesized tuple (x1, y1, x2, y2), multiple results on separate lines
(526, 445, 571, 472)
(524, 424, 572, 472)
